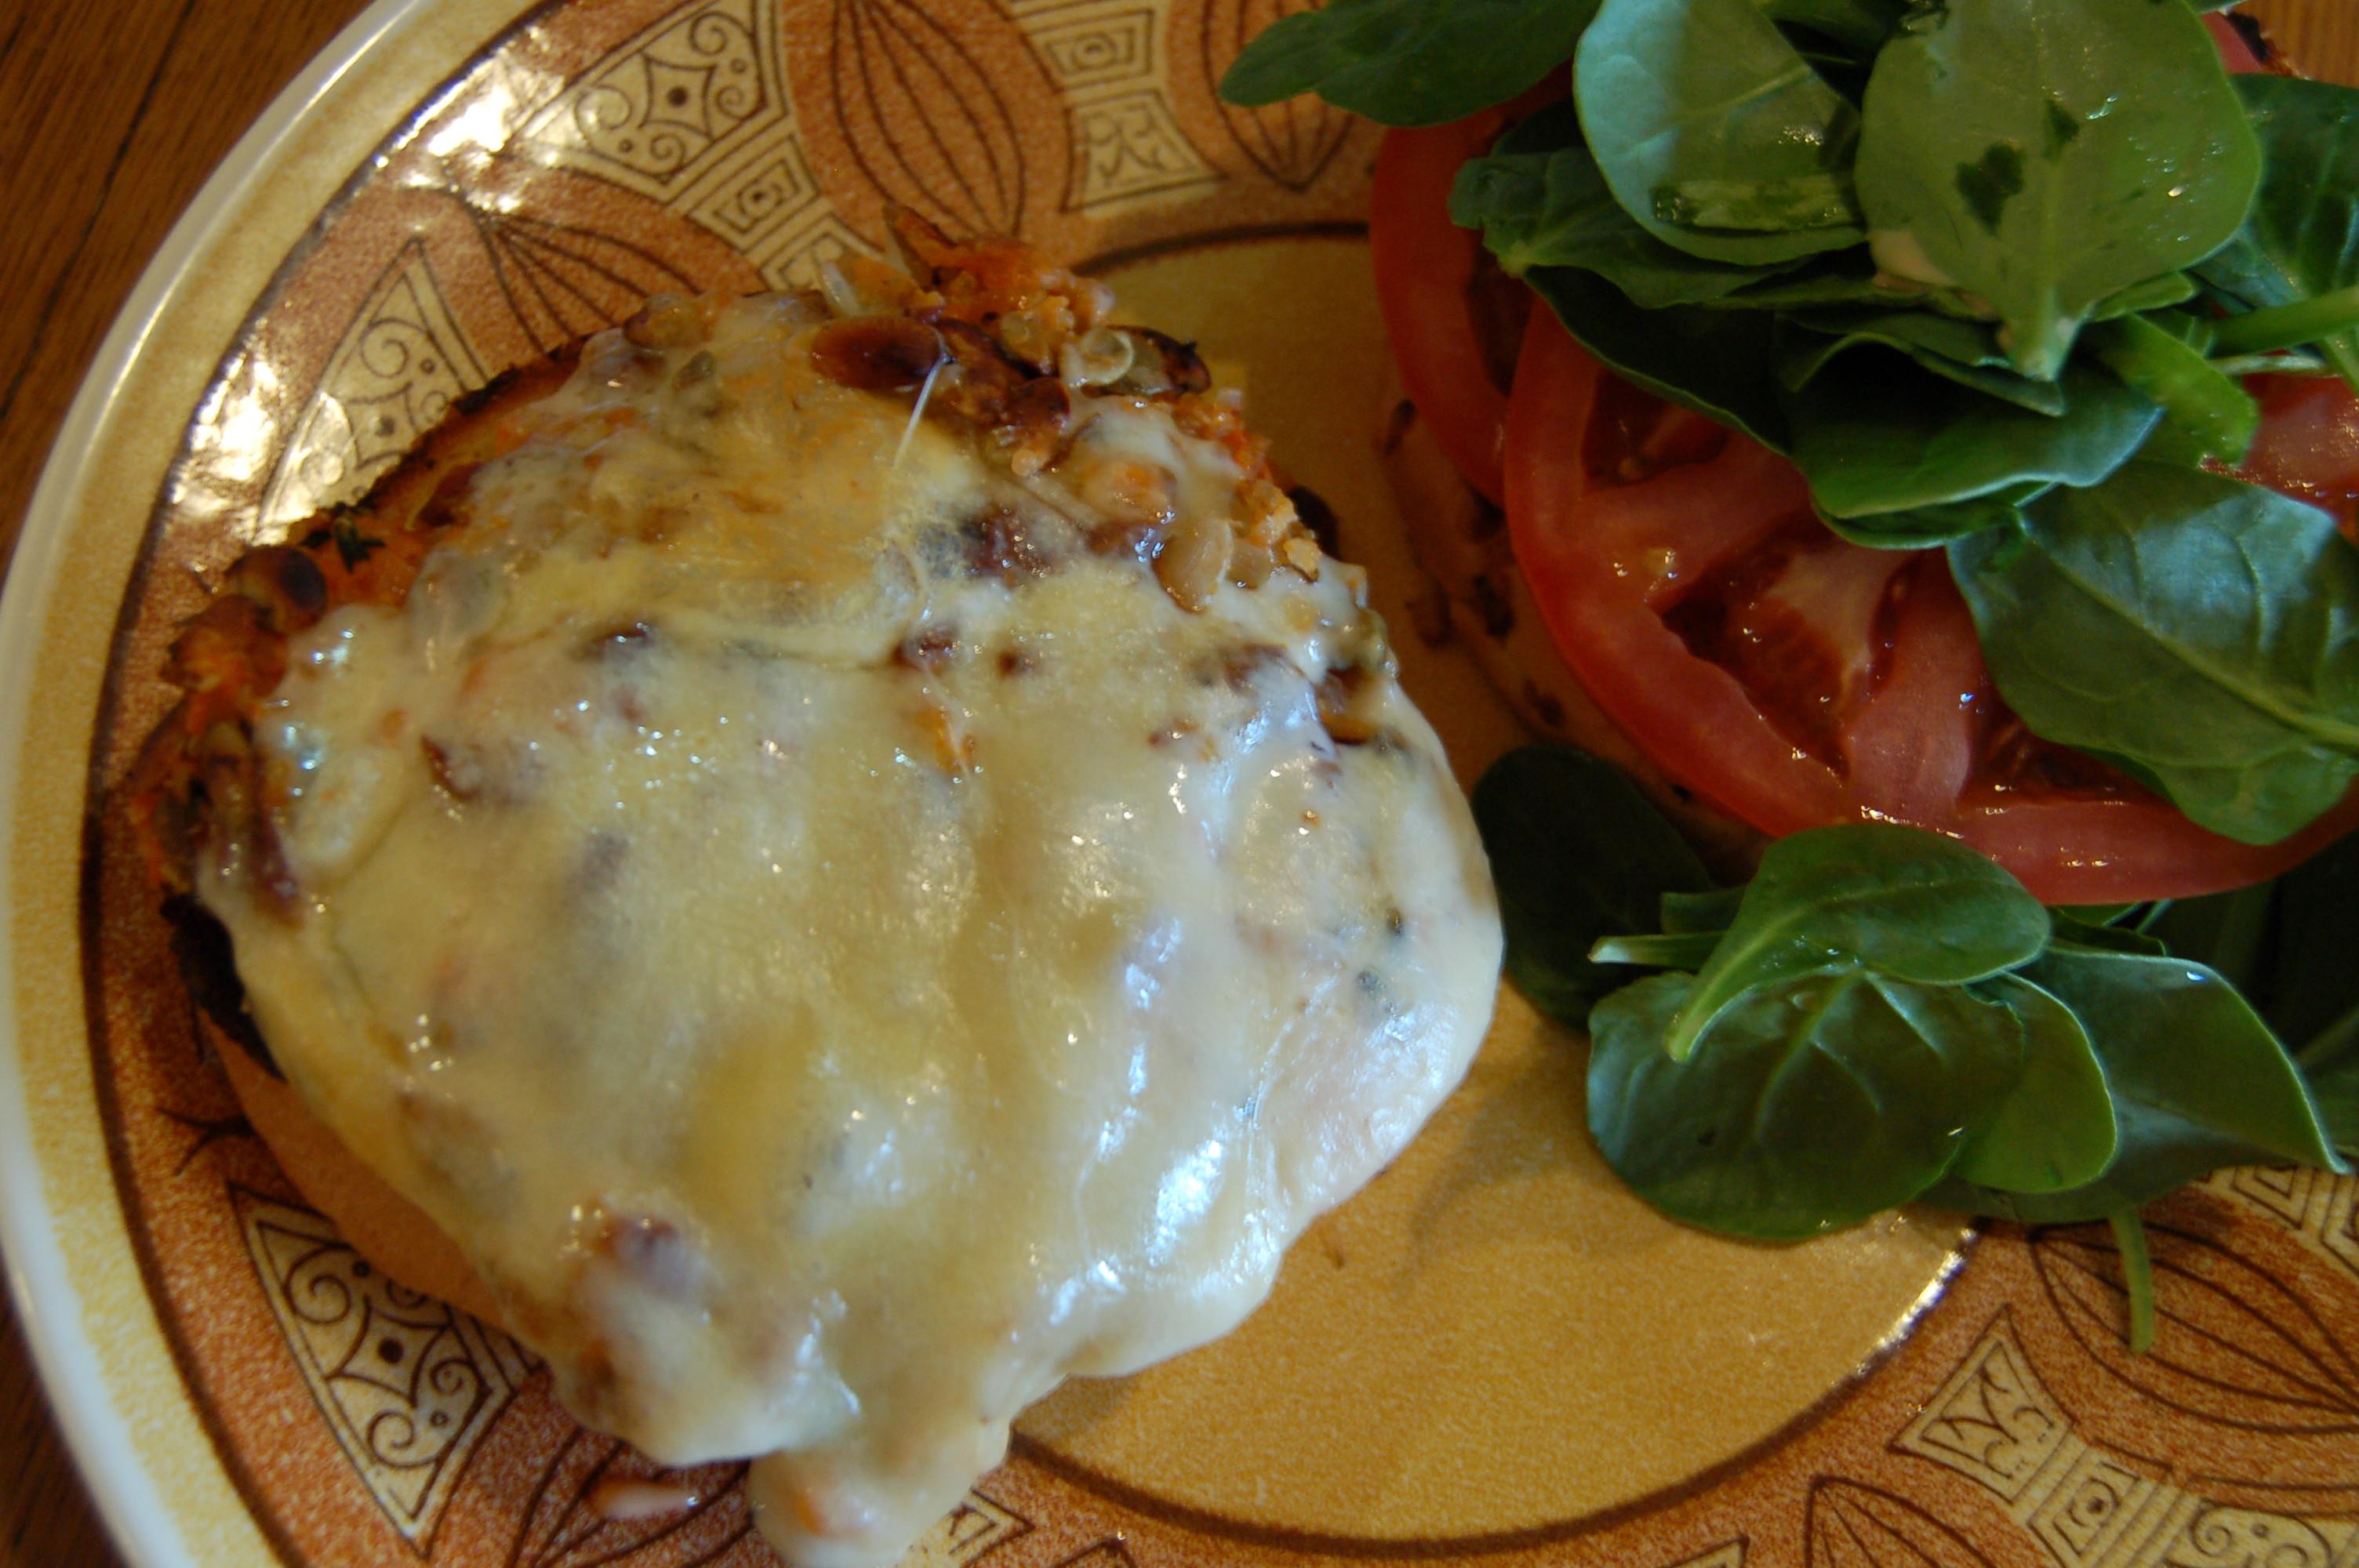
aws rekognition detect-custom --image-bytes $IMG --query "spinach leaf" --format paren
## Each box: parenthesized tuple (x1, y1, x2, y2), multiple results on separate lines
(2091, 273, 2199, 322)
(2142, 882, 2275, 994)
(2194, 75, 2359, 390)
(1856, 0, 2258, 379)
(1217, 0, 1595, 127)
(2055, 903, 2139, 928)
(1525, 266, 1791, 447)
(2302, 1017, 2359, 1159)
(1819, 485, 2039, 551)
(2085, 315, 2258, 466)
(1949, 465, 2359, 845)
(2045, 924, 2169, 959)
(1779, 313, 2070, 416)
(1472, 746, 1715, 1029)
(1588, 969, 2026, 1238)
(1590, 932, 1725, 968)
(1661, 885, 1746, 934)
(1950, 973, 2117, 1194)
(1662, 823, 2050, 1060)
(2249, 829, 2359, 1051)
(1787, 361, 2159, 520)
(1933, 946, 2344, 1224)
(1575, 0, 1866, 265)
(1452, 103, 1794, 307)
(1757, 0, 1906, 56)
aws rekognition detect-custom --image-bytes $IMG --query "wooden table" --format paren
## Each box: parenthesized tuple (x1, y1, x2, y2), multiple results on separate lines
(2, 2, 2354, 1564)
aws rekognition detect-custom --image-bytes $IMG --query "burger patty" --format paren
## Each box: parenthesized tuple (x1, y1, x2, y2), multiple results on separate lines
(125, 221, 1502, 1568)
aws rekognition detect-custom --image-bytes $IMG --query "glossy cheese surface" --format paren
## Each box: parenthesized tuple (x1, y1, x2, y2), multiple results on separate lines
(195, 296, 1501, 1566)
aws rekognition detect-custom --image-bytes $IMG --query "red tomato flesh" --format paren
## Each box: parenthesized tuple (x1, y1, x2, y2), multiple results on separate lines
(1502, 309, 2359, 904)
(1371, 107, 1544, 503)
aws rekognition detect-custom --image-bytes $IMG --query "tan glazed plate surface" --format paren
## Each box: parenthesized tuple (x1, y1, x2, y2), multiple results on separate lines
(4, 2, 2357, 1566)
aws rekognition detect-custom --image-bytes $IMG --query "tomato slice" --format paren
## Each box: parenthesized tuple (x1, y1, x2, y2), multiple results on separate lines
(1503, 309, 2359, 903)
(2204, 12, 2267, 74)
(2238, 373, 2359, 539)
(1371, 111, 1541, 504)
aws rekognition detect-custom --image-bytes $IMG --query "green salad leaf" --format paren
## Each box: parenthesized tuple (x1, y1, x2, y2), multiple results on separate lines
(2251, 829, 2359, 1051)
(1471, 747, 1714, 1025)
(2194, 75, 2359, 390)
(2084, 314, 2258, 466)
(1452, 103, 1796, 307)
(1778, 310, 2068, 416)
(1947, 974, 2117, 1195)
(1757, 0, 1907, 57)
(1576, 0, 1866, 264)
(1641, 823, 2048, 1061)
(1523, 266, 1790, 446)
(1787, 362, 2158, 519)
(1587, 969, 2025, 1238)
(1950, 464, 2359, 845)
(1855, 0, 2259, 379)
(2304, 1022, 2359, 1160)
(1819, 485, 2044, 552)
(1216, 0, 1595, 128)
(1932, 946, 2343, 1222)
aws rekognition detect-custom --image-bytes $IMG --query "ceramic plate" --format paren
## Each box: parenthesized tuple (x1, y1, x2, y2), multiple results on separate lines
(5, 2, 2357, 1566)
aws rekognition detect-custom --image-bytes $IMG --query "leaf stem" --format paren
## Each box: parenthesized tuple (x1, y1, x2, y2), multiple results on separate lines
(1589, 932, 1726, 970)
(2208, 282, 2359, 357)
(2206, 351, 2332, 379)
(2108, 1207, 2157, 1355)
(2085, 316, 2256, 464)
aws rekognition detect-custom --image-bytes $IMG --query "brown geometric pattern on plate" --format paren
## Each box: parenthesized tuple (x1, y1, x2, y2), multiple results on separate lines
(1802, 1478, 2012, 1568)
(1668, 1542, 1747, 1568)
(512, 0, 874, 291)
(260, 238, 489, 527)
(783, 0, 1066, 241)
(2204, 1167, 2359, 1291)
(1181, 0, 1350, 192)
(232, 1187, 535, 1550)
(1019, 0, 1219, 212)
(1892, 1309, 2359, 1568)
(2015, 1200, 2359, 1513)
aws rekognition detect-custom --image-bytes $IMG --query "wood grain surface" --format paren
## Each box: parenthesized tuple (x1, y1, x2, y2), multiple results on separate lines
(0, 2, 2351, 1565)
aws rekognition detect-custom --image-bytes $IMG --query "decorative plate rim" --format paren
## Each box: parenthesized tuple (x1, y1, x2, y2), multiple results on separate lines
(0, 5, 465, 1565)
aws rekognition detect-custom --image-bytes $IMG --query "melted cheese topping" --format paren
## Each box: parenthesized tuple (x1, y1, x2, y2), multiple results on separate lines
(198, 297, 1500, 1566)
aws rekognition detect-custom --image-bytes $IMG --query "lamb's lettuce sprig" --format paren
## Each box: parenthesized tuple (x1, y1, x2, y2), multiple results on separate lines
(1474, 748, 2356, 1348)
(1226, 0, 2359, 846)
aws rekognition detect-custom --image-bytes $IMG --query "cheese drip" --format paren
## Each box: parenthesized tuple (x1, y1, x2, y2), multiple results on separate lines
(198, 296, 1501, 1566)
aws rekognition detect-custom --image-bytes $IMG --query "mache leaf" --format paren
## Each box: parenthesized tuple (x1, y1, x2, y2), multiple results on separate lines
(1452, 102, 1795, 307)
(1819, 485, 2040, 551)
(1662, 823, 2051, 1061)
(1589, 969, 2026, 1238)
(2194, 74, 2359, 390)
(1757, 0, 1908, 56)
(2248, 829, 2359, 1052)
(2085, 314, 2258, 466)
(1472, 746, 1715, 1029)
(1787, 361, 2158, 519)
(1779, 311, 2070, 416)
(1856, 0, 2259, 379)
(1525, 266, 1790, 447)
(1931, 946, 2344, 1223)
(1576, 0, 1866, 265)
(1217, 0, 1597, 127)
(1949, 465, 2359, 846)
(1949, 973, 2117, 1194)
